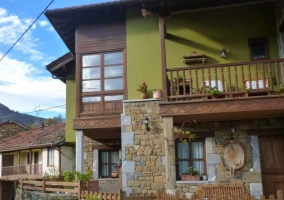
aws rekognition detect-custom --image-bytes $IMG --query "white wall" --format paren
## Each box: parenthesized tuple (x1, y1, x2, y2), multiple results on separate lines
(61, 146, 75, 172)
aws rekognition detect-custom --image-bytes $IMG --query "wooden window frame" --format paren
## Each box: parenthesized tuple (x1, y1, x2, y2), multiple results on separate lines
(81, 50, 125, 97)
(99, 149, 119, 178)
(175, 138, 206, 181)
(47, 148, 54, 166)
(248, 37, 269, 61)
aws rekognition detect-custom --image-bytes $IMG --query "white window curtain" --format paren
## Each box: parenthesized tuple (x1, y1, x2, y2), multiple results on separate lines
(192, 142, 204, 175)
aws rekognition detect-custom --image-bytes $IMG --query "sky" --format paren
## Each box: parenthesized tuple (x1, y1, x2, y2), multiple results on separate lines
(0, 0, 115, 119)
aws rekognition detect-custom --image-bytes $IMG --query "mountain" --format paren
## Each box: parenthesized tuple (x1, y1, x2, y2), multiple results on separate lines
(0, 103, 45, 125)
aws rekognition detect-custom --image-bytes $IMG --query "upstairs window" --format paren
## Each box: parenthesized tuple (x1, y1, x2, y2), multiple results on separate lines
(175, 139, 206, 180)
(248, 37, 269, 60)
(82, 51, 124, 94)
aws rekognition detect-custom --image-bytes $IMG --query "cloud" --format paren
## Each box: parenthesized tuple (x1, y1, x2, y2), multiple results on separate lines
(0, 7, 43, 61)
(0, 55, 66, 115)
(38, 20, 48, 27)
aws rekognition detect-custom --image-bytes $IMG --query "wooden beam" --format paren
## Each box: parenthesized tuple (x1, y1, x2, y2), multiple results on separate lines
(75, 52, 81, 118)
(159, 16, 168, 101)
(247, 128, 284, 136)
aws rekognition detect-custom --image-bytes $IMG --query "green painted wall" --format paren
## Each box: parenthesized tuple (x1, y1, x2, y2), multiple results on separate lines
(65, 68, 76, 143)
(126, 3, 279, 98)
(126, 6, 162, 99)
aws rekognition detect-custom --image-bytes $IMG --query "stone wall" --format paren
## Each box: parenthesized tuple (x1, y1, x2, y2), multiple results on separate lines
(15, 189, 77, 200)
(120, 99, 284, 198)
(0, 123, 28, 140)
(121, 100, 164, 195)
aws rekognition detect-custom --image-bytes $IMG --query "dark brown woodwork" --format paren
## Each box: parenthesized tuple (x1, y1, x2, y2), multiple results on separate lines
(93, 145, 121, 150)
(159, 16, 168, 101)
(159, 95, 284, 123)
(1, 181, 13, 200)
(73, 116, 121, 130)
(75, 52, 81, 118)
(76, 19, 125, 53)
(259, 135, 284, 196)
(247, 128, 284, 136)
(3, 155, 13, 167)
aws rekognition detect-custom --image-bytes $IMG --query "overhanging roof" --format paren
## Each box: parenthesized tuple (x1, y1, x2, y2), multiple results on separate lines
(44, 0, 270, 54)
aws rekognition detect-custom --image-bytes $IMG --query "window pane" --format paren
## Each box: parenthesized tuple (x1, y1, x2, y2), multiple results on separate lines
(83, 54, 100, 67)
(105, 95, 123, 101)
(178, 142, 189, 159)
(192, 142, 203, 159)
(104, 78, 123, 91)
(82, 80, 101, 92)
(193, 161, 204, 175)
(101, 152, 108, 163)
(104, 65, 123, 78)
(178, 161, 189, 175)
(111, 152, 118, 163)
(101, 164, 108, 176)
(104, 52, 123, 65)
(82, 96, 101, 102)
(83, 68, 100, 79)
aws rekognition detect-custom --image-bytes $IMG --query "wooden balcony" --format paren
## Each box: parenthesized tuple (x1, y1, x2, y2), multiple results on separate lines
(1, 164, 42, 180)
(160, 59, 284, 122)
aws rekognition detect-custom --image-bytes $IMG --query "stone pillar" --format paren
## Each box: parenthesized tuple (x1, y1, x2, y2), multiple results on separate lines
(93, 149, 99, 179)
(76, 130, 84, 172)
(163, 116, 176, 194)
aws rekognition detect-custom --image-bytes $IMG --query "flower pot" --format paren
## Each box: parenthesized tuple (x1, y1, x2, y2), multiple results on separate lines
(181, 174, 200, 181)
(153, 90, 162, 99)
(111, 171, 118, 178)
(211, 95, 218, 99)
(243, 93, 249, 97)
(140, 92, 148, 99)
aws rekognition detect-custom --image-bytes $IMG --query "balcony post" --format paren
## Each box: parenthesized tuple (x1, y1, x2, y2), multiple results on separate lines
(159, 15, 169, 101)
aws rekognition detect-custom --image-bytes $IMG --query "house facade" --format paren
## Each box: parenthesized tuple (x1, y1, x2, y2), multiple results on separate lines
(45, 0, 284, 198)
(0, 119, 30, 141)
(0, 123, 74, 200)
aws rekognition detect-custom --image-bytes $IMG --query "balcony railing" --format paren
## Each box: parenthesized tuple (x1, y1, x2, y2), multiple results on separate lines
(166, 59, 284, 101)
(2, 164, 42, 176)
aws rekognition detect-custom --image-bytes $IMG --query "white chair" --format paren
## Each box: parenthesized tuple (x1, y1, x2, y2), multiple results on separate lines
(204, 80, 226, 92)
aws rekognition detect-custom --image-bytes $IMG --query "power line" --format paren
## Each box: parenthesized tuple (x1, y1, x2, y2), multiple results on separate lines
(0, 0, 55, 62)
(0, 104, 66, 119)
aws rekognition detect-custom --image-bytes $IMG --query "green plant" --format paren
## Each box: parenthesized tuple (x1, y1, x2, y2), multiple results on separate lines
(243, 88, 250, 94)
(63, 170, 75, 188)
(272, 75, 277, 87)
(209, 86, 219, 96)
(136, 82, 147, 93)
(187, 166, 199, 175)
(42, 166, 61, 181)
(273, 84, 283, 93)
(74, 170, 92, 184)
(86, 196, 100, 200)
(178, 75, 184, 82)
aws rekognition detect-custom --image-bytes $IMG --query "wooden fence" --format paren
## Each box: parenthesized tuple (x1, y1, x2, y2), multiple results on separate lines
(19, 179, 84, 195)
(80, 189, 284, 200)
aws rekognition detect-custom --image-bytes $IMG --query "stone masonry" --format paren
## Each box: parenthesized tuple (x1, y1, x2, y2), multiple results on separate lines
(82, 98, 284, 198)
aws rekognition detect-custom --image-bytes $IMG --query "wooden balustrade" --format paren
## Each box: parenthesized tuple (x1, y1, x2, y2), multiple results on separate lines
(2, 164, 42, 176)
(166, 59, 284, 101)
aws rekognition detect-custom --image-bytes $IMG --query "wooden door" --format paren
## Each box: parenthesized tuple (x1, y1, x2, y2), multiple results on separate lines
(1, 181, 13, 200)
(259, 136, 284, 196)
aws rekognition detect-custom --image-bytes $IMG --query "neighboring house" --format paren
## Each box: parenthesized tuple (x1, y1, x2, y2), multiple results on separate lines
(0, 123, 74, 200)
(0, 119, 30, 140)
(45, 0, 284, 198)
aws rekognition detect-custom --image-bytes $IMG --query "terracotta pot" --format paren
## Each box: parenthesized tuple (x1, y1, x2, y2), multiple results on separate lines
(211, 95, 218, 99)
(111, 171, 118, 178)
(153, 90, 162, 99)
(140, 92, 148, 99)
(181, 174, 200, 181)
(243, 93, 249, 97)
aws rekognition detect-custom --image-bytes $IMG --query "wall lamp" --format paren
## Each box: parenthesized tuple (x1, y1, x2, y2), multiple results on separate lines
(230, 121, 236, 134)
(220, 47, 227, 58)
(144, 117, 150, 131)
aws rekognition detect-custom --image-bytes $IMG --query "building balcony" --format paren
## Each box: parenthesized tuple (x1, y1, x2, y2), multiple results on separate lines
(1, 164, 42, 180)
(160, 59, 284, 122)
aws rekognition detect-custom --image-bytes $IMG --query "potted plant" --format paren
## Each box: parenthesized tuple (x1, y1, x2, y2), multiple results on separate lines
(209, 86, 219, 99)
(137, 82, 148, 99)
(243, 88, 249, 97)
(153, 89, 162, 99)
(273, 84, 283, 95)
(181, 166, 200, 181)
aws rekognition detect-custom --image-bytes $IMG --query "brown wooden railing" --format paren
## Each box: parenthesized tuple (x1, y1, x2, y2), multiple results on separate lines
(2, 164, 42, 176)
(166, 59, 284, 101)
